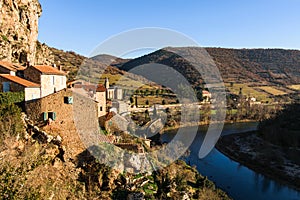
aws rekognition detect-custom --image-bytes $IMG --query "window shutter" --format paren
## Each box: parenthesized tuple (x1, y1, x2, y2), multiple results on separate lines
(53, 112, 57, 121)
(64, 96, 73, 104)
(43, 112, 48, 121)
(68, 97, 73, 104)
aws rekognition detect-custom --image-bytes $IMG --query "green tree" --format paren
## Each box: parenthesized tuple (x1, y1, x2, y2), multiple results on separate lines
(0, 103, 24, 144)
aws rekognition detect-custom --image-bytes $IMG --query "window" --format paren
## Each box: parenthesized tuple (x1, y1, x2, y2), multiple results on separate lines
(48, 112, 56, 121)
(64, 96, 73, 104)
(43, 112, 56, 121)
(100, 106, 103, 111)
(52, 76, 55, 85)
(3, 82, 10, 92)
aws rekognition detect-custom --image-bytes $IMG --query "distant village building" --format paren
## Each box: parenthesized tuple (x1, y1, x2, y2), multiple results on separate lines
(104, 78, 123, 100)
(111, 100, 128, 114)
(95, 84, 107, 117)
(202, 90, 211, 102)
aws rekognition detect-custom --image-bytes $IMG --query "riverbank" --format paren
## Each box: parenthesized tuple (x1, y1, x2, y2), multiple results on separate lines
(216, 131, 300, 191)
(162, 119, 257, 132)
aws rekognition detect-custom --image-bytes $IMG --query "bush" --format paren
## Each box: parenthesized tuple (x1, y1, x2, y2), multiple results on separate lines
(0, 103, 24, 143)
(0, 92, 24, 105)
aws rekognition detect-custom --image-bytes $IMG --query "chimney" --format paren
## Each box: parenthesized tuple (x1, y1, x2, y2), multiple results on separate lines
(57, 61, 62, 71)
(26, 60, 31, 68)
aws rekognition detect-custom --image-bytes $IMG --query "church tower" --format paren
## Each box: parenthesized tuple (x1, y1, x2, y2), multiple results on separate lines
(105, 77, 109, 89)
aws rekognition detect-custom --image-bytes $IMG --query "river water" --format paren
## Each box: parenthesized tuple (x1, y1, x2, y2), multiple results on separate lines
(160, 122, 300, 200)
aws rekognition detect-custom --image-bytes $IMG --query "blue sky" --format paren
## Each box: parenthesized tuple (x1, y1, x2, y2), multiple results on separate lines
(38, 0, 300, 57)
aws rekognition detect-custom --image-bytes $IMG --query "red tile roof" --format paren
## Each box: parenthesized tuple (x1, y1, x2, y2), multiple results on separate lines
(96, 84, 106, 92)
(202, 90, 211, 94)
(33, 65, 66, 75)
(0, 61, 26, 72)
(0, 74, 40, 88)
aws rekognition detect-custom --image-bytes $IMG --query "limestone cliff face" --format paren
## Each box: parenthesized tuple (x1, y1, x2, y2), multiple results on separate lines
(0, 0, 53, 65)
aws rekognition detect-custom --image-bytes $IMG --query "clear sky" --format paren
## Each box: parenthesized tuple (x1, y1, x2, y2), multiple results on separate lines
(38, 0, 300, 57)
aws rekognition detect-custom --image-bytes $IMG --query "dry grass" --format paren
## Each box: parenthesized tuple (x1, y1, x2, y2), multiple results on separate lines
(225, 83, 272, 102)
(137, 95, 177, 106)
(99, 74, 154, 90)
(288, 84, 300, 90)
(256, 86, 287, 96)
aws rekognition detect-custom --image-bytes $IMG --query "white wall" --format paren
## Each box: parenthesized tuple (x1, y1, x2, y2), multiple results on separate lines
(25, 87, 41, 101)
(95, 91, 106, 117)
(40, 75, 66, 97)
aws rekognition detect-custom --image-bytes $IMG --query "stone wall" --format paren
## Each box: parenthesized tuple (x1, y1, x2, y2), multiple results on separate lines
(25, 89, 74, 123)
(0, 66, 13, 74)
(24, 65, 41, 83)
(0, 76, 25, 92)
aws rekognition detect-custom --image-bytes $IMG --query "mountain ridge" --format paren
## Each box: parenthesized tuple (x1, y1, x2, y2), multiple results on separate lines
(118, 47, 300, 86)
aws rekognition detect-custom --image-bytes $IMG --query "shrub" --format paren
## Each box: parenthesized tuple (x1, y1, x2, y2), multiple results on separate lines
(1, 35, 8, 42)
(0, 103, 24, 143)
(0, 92, 25, 105)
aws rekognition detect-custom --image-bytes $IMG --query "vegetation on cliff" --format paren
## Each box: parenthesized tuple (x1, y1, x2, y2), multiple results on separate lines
(258, 103, 300, 148)
(0, 96, 231, 199)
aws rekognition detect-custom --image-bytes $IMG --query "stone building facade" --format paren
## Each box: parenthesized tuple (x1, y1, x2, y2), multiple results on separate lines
(25, 89, 75, 123)
(0, 74, 40, 101)
(95, 85, 107, 117)
(104, 78, 123, 100)
(0, 61, 26, 76)
(24, 65, 67, 97)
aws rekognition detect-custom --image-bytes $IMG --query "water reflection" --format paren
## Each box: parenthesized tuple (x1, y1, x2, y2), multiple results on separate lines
(161, 122, 300, 200)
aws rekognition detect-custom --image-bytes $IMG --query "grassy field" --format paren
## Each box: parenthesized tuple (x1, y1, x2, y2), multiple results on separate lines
(288, 84, 300, 90)
(136, 95, 177, 106)
(98, 74, 154, 90)
(225, 83, 272, 102)
(256, 86, 287, 96)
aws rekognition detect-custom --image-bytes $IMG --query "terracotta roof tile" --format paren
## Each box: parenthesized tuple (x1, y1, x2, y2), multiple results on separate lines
(202, 90, 210, 94)
(0, 61, 26, 72)
(33, 65, 66, 75)
(0, 74, 40, 88)
(96, 84, 106, 92)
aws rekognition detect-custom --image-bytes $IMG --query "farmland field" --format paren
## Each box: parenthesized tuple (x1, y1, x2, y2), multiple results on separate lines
(99, 74, 154, 90)
(225, 83, 272, 102)
(256, 86, 287, 96)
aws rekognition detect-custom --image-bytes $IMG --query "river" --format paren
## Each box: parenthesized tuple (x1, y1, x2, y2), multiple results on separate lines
(160, 122, 300, 200)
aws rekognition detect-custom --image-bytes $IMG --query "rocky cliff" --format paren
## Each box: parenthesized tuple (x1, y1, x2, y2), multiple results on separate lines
(0, 0, 53, 65)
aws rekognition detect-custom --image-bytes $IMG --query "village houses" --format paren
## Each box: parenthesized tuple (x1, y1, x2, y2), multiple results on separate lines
(0, 60, 114, 124)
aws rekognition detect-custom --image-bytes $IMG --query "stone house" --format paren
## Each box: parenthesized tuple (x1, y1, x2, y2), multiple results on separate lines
(0, 60, 26, 77)
(111, 100, 129, 114)
(202, 90, 211, 102)
(95, 84, 107, 117)
(70, 82, 107, 118)
(24, 65, 67, 98)
(25, 89, 74, 122)
(0, 74, 40, 101)
(104, 78, 123, 100)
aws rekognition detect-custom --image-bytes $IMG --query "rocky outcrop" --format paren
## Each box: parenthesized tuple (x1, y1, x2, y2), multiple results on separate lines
(0, 0, 53, 65)
(35, 41, 54, 65)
